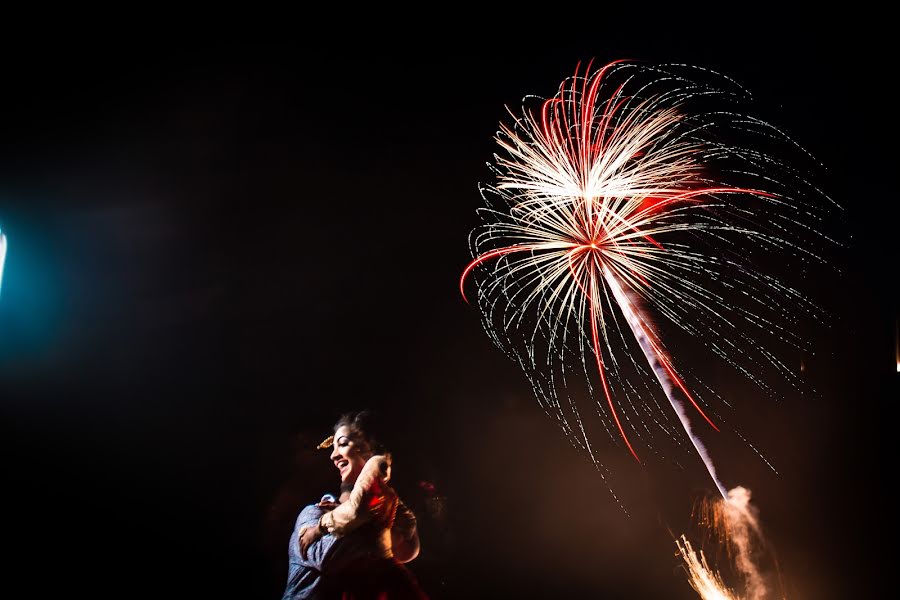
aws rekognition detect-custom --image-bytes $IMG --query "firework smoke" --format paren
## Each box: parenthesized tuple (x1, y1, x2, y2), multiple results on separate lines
(721, 487, 766, 598)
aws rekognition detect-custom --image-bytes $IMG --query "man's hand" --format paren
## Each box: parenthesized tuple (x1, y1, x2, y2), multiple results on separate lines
(298, 525, 324, 560)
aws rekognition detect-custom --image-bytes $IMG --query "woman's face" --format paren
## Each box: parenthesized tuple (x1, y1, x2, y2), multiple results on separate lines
(329, 425, 371, 486)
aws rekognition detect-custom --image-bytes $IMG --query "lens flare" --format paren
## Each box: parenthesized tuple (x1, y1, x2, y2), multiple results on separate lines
(0, 231, 6, 297)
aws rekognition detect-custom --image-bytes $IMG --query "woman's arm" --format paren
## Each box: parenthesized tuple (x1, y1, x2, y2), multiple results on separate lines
(391, 501, 420, 563)
(319, 454, 392, 536)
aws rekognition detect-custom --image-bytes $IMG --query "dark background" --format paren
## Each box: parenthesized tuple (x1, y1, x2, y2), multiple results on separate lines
(1, 17, 895, 599)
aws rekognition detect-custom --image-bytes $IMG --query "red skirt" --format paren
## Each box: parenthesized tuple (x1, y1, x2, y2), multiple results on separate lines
(336, 556, 428, 600)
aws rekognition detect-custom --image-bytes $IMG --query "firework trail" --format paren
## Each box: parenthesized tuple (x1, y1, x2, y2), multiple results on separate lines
(0, 230, 6, 298)
(460, 60, 834, 495)
(604, 267, 728, 499)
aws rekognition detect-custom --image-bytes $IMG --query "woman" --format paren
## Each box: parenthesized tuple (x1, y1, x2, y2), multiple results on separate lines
(281, 410, 427, 600)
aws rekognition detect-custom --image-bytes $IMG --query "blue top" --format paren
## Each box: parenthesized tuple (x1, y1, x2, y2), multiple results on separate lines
(281, 501, 388, 599)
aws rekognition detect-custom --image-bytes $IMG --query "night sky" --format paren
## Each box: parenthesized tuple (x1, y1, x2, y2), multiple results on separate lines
(1, 19, 895, 599)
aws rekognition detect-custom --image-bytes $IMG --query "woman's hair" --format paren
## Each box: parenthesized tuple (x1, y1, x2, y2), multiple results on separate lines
(334, 409, 388, 455)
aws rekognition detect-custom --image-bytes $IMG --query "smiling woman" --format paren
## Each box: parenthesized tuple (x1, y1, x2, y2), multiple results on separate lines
(281, 410, 428, 600)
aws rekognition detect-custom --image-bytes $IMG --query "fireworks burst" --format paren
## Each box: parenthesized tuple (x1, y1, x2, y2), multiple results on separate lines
(460, 59, 835, 495)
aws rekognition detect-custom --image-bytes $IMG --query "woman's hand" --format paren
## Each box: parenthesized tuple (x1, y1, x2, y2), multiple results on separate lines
(298, 525, 324, 560)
